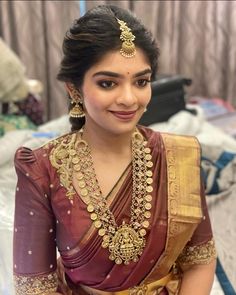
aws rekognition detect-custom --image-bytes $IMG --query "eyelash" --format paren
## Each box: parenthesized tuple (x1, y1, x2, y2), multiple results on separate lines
(97, 79, 151, 89)
(136, 79, 151, 87)
(97, 80, 116, 89)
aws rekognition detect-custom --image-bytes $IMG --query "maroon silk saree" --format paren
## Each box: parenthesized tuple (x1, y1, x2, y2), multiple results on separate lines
(13, 126, 216, 295)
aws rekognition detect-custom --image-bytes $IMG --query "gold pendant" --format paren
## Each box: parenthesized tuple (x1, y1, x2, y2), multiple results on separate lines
(108, 223, 145, 265)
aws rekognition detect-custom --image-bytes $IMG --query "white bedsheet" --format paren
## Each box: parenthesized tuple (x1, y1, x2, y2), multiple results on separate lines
(150, 105, 236, 152)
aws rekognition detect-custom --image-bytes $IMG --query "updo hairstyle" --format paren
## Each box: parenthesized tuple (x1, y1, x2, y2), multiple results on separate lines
(57, 5, 159, 131)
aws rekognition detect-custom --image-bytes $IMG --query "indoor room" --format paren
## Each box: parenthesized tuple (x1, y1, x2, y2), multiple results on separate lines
(0, 1, 236, 295)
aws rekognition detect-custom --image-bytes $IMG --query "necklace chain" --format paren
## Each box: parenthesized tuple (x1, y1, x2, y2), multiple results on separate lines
(72, 129, 154, 265)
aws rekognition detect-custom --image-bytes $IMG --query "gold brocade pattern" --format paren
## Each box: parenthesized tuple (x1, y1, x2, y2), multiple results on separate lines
(43, 136, 61, 151)
(14, 272, 58, 295)
(45, 133, 77, 199)
(141, 133, 202, 284)
(178, 239, 217, 265)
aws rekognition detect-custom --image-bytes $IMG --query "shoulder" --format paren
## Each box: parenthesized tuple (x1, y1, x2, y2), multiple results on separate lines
(137, 125, 162, 147)
(160, 132, 200, 150)
(14, 132, 76, 177)
(160, 133, 201, 167)
(137, 125, 200, 150)
(42, 131, 77, 171)
(42, 131, 77, 152)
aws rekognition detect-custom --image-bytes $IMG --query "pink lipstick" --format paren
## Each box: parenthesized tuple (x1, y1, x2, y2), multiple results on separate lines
(110, 110, 137, 120)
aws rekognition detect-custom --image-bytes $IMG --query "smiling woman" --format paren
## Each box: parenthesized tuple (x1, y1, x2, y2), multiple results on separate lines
(70, 48, 152, 136)
(13, 4, 216, 295)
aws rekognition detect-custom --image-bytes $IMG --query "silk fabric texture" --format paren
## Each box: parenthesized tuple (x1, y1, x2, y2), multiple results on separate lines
(13, 126, 214, 294)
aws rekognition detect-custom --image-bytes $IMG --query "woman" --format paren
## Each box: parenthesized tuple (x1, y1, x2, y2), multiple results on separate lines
(13, 5, 216, 295)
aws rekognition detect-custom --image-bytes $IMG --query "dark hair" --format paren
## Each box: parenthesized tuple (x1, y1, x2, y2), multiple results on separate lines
(57, 4, 159, 131)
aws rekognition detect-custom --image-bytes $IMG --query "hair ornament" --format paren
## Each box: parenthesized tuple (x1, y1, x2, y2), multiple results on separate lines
(117, 18, 136, 58)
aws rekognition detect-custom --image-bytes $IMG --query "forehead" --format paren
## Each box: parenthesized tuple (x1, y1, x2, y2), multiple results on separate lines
(85, 48, 151, 76)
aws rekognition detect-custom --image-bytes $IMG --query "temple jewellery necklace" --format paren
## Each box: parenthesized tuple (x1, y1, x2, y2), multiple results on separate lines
(73, 128, 154, 265)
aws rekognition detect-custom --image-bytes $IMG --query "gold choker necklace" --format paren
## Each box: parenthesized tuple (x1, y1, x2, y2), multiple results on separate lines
(72, 129, 154, 265)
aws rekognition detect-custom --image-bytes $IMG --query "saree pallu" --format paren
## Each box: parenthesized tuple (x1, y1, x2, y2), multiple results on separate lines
(13, 126, 216, 295)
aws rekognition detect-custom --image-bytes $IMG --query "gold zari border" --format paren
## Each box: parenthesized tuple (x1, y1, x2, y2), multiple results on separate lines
(14, 272, 58, 295)
(142, 133, 203, 284)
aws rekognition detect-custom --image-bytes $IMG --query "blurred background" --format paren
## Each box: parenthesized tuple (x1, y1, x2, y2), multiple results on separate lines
(1, 0, 236, 120)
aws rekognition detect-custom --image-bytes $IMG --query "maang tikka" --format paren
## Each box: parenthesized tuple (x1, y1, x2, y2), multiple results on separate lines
(117, 18, 136, 58)
(69, 87, 85, 118)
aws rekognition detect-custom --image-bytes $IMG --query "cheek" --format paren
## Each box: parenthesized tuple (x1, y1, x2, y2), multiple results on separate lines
(141, 88, 152, 105)
(84, 98, 99, 112)
(83, 88, 116, 110)
(82, 88, 99, 107)
(83, 93, 107, 112)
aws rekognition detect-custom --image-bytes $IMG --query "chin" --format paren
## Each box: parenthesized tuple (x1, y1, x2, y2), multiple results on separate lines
(108, 123, 138, 136)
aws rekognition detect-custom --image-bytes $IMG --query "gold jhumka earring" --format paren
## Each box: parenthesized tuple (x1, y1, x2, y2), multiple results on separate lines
(69, 88, 85, 118)
(117, 18, 136, 58)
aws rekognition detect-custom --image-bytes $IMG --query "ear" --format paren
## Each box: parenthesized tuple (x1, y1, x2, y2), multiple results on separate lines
(65, 82, 74, 97)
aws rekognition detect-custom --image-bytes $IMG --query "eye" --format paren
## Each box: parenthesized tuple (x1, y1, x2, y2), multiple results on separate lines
(97, 80, 116, 89)
(136, 79, 151, 88)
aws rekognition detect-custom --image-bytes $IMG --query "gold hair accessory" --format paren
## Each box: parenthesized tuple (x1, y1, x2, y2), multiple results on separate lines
(69, 88, 85, 118)
(117, 18, 136, 58)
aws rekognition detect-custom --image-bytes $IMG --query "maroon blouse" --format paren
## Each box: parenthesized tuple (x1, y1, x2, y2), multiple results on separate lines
(13, 126, 216, 294)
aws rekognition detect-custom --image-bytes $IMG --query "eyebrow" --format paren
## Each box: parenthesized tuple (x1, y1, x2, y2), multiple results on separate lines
(92, 68, 152, 78)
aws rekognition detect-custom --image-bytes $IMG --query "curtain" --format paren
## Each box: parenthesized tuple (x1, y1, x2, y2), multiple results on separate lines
(1, 1, 236, 121)
(0, 0, 80, 120)
(87, 0, 236, 107)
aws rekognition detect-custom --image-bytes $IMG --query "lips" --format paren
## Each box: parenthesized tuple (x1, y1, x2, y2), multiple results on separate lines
(110, 110, 137, 120)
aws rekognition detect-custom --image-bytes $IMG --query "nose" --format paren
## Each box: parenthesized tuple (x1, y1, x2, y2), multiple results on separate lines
(116, 85, 137, 107)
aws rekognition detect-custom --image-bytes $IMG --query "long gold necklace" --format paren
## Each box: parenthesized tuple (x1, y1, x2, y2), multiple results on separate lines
(72, 129, 153, 265)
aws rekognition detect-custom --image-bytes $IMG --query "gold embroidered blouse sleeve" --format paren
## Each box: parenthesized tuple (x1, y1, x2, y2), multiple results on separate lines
(14, 273, 58, 295)
(177, 238, 217, 267)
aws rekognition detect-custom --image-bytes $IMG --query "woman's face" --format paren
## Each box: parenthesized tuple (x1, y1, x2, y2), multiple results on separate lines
(81, 48, 152, 136)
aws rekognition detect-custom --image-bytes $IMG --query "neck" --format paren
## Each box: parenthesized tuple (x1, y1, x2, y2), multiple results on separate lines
(81, 124, 135, 156)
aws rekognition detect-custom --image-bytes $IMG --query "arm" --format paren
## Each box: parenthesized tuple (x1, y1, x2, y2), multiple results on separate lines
(13, 147, 58, 294)
(179, 259, 216, 295)
(177, 181, 217, 295)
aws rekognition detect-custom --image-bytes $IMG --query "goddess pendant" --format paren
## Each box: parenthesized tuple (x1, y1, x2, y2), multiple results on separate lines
(108, 223, 145, 265)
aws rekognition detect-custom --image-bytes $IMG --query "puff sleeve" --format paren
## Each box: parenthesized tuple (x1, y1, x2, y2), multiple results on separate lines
(13, 147, 58, 294)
